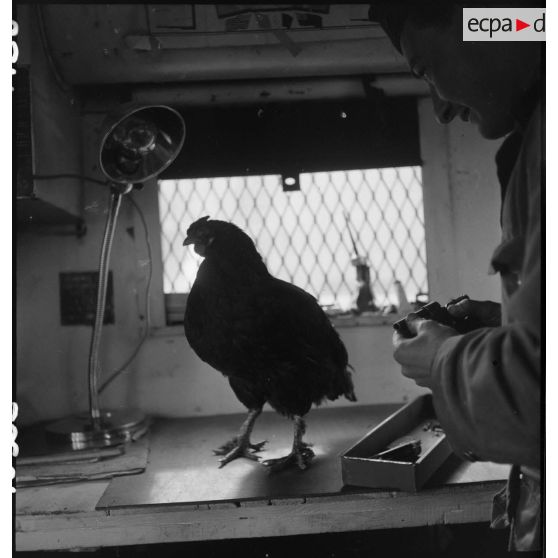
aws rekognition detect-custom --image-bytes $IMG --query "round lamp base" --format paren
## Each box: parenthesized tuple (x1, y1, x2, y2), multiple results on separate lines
(45, 409, 149, 450)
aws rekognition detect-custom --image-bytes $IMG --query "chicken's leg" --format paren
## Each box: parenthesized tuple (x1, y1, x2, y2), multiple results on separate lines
(262, 416, 315, 472)
(214, 408, 267, 467)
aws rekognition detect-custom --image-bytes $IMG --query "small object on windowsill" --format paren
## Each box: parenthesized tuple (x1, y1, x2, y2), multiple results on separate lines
(411, 292, 430, 311)
(382, 304, 398, 315)
(344, 212, 379, 314)
(371, 440, 422, 463)
(351, 257, 379, 314)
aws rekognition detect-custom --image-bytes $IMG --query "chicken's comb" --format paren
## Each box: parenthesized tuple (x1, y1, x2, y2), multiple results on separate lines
(191, 215, 211, 226)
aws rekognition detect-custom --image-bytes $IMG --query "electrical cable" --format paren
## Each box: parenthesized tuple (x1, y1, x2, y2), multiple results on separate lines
(99, 194, 153, 394)
(35, 5, 73, 97)
(32, 172, 154, 395)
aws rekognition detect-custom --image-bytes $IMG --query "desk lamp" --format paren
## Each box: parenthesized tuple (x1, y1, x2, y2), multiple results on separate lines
(46, 104, 186, 449)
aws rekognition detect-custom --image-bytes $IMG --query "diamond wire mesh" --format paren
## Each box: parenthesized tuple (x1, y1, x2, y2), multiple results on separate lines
(158, 166, 428, 310)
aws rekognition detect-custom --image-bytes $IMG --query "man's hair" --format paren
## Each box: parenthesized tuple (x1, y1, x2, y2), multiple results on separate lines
(369, 1, 545, 53)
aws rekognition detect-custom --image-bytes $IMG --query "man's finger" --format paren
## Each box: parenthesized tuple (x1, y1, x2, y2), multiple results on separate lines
(447, 299, 501, 326)
(400, 312, 422, 337)
(392, 329, 420, 357)
(392, 329, 413, 348)
(447, 299, 470, 319)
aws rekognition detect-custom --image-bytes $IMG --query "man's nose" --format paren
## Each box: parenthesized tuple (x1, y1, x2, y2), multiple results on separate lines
(432, 95, 459, 124)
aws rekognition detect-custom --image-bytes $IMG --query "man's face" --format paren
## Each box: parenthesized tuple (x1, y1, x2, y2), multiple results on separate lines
(399, 9, 517, 139)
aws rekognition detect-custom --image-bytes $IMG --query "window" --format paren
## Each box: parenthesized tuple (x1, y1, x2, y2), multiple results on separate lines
(158, 166, 427, 312)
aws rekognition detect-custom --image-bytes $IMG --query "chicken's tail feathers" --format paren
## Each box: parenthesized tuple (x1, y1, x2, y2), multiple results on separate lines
(343, 364, 357, 402)
(324, 362, 357, 403)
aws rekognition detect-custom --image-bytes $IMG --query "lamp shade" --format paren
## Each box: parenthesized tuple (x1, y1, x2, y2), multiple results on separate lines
(99, 104, 186, 184)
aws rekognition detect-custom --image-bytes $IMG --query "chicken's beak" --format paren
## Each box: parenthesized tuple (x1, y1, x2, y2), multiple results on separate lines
(183, 235, 213, 256)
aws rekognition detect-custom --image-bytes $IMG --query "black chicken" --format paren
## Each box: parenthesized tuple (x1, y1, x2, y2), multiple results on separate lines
(183, 217, 356, 471)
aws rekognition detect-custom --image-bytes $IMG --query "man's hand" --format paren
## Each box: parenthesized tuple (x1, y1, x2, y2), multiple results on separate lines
(393, 316, 458, 389)
(447, 298, 501, 327)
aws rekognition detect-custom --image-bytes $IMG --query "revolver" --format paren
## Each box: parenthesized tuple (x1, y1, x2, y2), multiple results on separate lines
(393, 295, 483, 338)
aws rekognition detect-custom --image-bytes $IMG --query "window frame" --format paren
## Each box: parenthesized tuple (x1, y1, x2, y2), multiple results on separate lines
(134, 100, 459, 333)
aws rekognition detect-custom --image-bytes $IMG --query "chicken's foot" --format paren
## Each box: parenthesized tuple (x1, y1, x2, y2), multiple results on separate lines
(262, 416, 315, 472)
(214, 408, 267, 467)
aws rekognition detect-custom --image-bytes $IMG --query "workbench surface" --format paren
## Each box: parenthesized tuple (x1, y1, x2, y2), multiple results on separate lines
(16, 404, 509, 552)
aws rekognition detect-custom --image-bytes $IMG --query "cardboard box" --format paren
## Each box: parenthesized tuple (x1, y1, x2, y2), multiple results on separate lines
(341, 394, 453, 492)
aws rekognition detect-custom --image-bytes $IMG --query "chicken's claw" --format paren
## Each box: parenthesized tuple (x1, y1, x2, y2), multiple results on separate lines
(218, 443, 265, 468)
(262, 443, 315, 472)
(249, 440, 268, 453)
(213, 437, 267, 456)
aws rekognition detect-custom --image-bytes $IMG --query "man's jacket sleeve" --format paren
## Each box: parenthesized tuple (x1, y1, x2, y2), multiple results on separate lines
(431, 318, 540, 467)
(430, 119, 541, 469)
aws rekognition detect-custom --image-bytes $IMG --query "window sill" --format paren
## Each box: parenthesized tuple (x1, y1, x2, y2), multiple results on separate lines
(330, 312, 402, 328)
(152, 313, 402, 338)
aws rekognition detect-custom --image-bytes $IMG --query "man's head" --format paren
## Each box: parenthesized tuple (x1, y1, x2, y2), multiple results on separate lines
(370, 2, 542, 138)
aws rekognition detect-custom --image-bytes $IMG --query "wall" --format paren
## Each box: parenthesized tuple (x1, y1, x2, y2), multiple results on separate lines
(16, 164, 153, 424)
(16, 97, 504, 426)
(419, 98, 503, 303)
